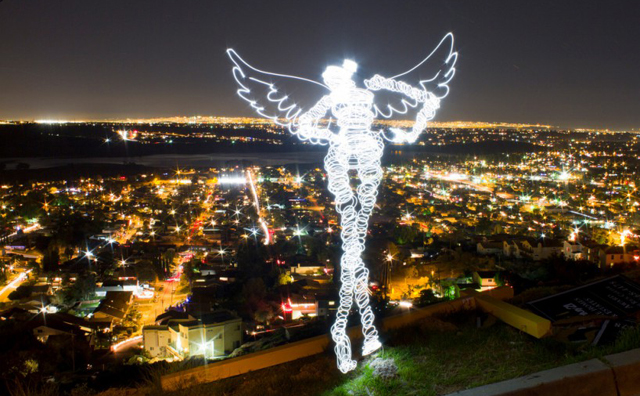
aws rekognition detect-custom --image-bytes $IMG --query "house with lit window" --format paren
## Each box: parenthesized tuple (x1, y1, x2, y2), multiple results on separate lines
(30, 313, 95, 344)
(563, 240, 584, 260)
(142, 310, 242, 360)
(290, 255, 325, 276)
(280, 293, 338, 321)
(582, 241, 610, 268)
(601, 246, 640, 267)
(281, 294, 317, 321)
(472, 271, 499, 291)
(316, 295, 338, 317)
(520, 238, 563, 261)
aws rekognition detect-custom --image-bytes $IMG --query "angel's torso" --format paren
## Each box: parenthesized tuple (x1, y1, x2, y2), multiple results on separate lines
(330, 88, 375, 137)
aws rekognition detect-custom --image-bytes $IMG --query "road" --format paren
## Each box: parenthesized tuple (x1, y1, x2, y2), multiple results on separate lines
(425, 171, 515, 200)
(92, 336, 143, 368)
(136, 280, 188, 326)
(0, 269, 32, 303)
(104, 280, 187, 365)
(2, 223, 42, 241)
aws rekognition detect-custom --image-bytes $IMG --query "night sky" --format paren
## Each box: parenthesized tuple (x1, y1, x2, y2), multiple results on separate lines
(0, 1, 638, 129)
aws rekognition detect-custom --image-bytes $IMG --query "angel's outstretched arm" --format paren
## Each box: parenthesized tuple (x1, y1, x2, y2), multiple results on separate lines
(365, 75, 440, 143)
(295, 95, 335, 145)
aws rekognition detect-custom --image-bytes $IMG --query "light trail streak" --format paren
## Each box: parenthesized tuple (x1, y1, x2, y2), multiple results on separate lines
(111, 335, 143, 352)
(569, 210, 599, 220)
(6, 223, 41, 239)
(247, 170, 271, 245)
(0, 269, 32, 298)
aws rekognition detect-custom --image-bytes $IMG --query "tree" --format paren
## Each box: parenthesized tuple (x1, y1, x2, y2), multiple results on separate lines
(393, 225, 418, 245)
(277, 271, 291, 285)
(96, 250, 115, 276)
(123, 307, 143, 330)
(26, 259, 40, 275)
(494, 271, 506, 287)
(135, 259, 158, 283)
(242, 278, 267, 316)
(254, 303, 274, 325)
(41, 245, 60, 273)
(591, 228, 613, 245)
(236, 240, 268, 279)
(162, 249, 176, 274)
(388, 241, 400, 258)
(416, 289, 440, 307)
(52, 212, 105, 252)
(541, 254, 599, 285)
(475, 217, 492, 235)
(182, 257, 200, 283)
(8, 286, 32, 301)
(65, 274, 96, 303)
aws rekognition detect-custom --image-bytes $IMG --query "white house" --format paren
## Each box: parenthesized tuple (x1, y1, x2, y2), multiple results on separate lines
(503, 240, 523, 258)
(143, 310, 242, 360)
(290, 263, 324, 276)
(563, 240, 584, 260)
(477, 241, 503, 255)
(521, 239, 563, 261)
(472, 271, 499, 291)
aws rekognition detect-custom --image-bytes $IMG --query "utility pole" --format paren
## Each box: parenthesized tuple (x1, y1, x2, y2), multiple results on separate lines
(71, 334, 76, 372)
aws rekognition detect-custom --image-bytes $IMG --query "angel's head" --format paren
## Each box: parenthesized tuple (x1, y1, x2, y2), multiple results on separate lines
(323, 59, 357, 91)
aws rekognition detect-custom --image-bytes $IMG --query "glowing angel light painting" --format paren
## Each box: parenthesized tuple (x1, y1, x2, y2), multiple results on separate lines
(227, 33, 458, 373)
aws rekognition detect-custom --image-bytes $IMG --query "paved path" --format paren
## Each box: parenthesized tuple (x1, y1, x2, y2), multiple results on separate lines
(0, 269, 32, 302)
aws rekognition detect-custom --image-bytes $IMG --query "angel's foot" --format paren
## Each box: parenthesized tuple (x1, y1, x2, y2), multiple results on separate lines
(337, 358, 358, 373)
(362, 338, 382, 356)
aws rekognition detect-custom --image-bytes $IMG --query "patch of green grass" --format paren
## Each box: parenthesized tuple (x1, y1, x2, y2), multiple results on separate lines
(324, 314, 640, 396)
(327, 321, 567, 396)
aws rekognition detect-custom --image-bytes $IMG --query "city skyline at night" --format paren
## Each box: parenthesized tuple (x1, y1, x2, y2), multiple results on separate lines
(0, 1, 639, 130)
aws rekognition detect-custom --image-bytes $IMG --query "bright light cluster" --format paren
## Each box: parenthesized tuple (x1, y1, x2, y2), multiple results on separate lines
(217, 176, 247, 184)
(227, 33, 457, 373)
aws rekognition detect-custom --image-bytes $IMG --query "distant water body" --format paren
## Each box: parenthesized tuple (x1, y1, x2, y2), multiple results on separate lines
(4, 149, 431, 170)
(3, 152, 330, 170)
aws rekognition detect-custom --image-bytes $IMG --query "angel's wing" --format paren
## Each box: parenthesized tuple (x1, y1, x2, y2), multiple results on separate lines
(370, 33, 458, 119)
(227, 49, 329, 129)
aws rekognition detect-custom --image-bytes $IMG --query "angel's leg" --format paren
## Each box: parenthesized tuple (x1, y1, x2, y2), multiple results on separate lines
(354, 137, 384, 355)
(325, 145, 358, 373)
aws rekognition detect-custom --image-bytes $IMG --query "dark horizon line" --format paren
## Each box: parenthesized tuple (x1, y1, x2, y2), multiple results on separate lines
(0, 115, 638, 132)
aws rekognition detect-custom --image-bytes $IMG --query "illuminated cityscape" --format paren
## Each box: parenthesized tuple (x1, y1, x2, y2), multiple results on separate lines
(1, 119, 640, 394)
(1, 1, 640, 396)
